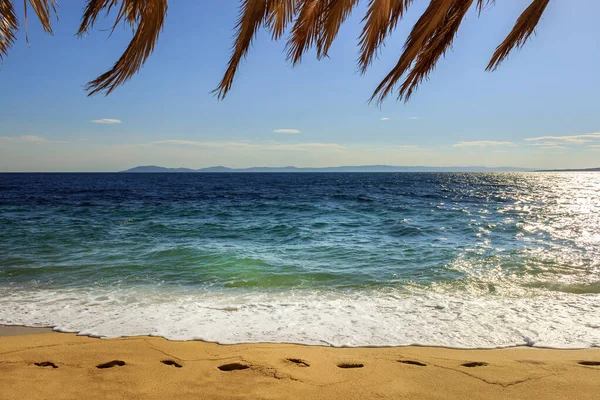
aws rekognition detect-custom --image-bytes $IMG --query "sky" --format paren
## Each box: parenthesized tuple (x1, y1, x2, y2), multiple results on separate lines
(1, 1, 600, 172)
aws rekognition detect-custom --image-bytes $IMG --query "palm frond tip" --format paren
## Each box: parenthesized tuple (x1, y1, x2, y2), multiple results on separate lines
(218, 0, 550, 102)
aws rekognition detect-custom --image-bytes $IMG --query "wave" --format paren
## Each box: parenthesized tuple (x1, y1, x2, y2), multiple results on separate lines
(1, 286, 598, 349)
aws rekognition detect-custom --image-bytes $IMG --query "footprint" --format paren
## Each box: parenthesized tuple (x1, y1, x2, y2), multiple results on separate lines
(35, 362, 58, 369)
(517, 360, 545, 365)
(218, 362, 250, 371)
(287, 358, 310, 367)
(161, 360, 182, 368)
(337, 363, 364, 369)
(399, 360, 427, 366)
(96, 360, 126, 369)
(579, 361, 600, 366)
(462, 362, 488, 368)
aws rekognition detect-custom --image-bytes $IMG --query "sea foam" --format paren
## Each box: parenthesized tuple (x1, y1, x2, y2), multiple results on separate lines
(1, 286, 599, 348)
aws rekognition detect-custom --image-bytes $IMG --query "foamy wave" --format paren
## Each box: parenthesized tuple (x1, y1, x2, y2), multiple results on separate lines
(1, 286, 599, 348)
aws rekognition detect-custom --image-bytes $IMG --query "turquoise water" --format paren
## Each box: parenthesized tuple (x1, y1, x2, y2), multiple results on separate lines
(0, 172, 599, 347)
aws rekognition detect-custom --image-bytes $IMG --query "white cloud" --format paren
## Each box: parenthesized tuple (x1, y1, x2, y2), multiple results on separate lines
(380, 117, 391, 121)
(408, 117, 419, 120)
(148, 140, 344, 152)
(273, 129, 301, 134)
(525, 132, 600, 144)
(453, 141, 517, 148)
(0, 135, 49, 144)
(350, 144, 428, 152)
(91, 119, 122, 124)
(528, 141, 568, 149)
(21, 135, 49, 144)
(153, 140, 207, 146)
(588, 145, 600, 151)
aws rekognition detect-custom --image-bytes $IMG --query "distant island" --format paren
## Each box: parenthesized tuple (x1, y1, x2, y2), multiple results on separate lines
(122, 165, 536, 173)
(535, 167, 600, 172)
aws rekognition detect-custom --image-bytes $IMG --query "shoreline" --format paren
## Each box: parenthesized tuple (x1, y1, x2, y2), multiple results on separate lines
(1, 324, 597, 350)
(1, 329, 599, 399)
(0, 324, 54, 336)
(1, 323, 598, 350)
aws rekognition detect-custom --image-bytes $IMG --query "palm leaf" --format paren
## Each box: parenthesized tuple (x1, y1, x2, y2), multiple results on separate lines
(487, 0, 549, 70)
(286, 0, 327, 65)
(475, 0, 493, 14)
(0, 0, 554, 102)
(214, 0, 270, 100)
(357, 0, 413, 73)
(369, 0, 455, 103)
(318, 0, 359, 58)
(78, 0, 118, 36)
(2, 0, 57, 56)
(265, 0, 295, 39)
(0, 0, 18, 58)
(398, 0, 473, 100)
(27, 0, 58, 35)
(82, 0, 168, 96)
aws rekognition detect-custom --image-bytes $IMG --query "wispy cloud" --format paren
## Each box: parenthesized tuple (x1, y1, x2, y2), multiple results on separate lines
(588, 145, 600, 151)
(380, 117, 391, 121)
(528, 141, 568, 149)
(408, 117, 419, 120)
(0, 135, 52, 144)
(91, 119, 122, 124)
(362, 145, 425, 152)
(453, 141, 517, 148)
(273, 129, 301, 134)
(147, 140, 344, 152)
(524, 132, 600, 144)
(21, 135, 48, 144)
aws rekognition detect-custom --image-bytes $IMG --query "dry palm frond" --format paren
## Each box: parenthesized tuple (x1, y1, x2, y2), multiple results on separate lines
(27, 0, 58, 35)
(286, 0, 327, 65)
(487, 0, 549, 70)
(369, 0, 455, 103)
(214, 0, 270, 99)
(79, 0, 168, 96)
(475, 0, 493, 14)
(0, 0, 19, 58)
(1, 0, 552, 101)
(358, 0, 413, 73)
(265, 0, 295, 39)
(398, 0, 472, 100)
(78, 0, 118, 35)
(318, 0, 358, 58)
(217, 0, 551, 102)
(2, 0, 57, 57)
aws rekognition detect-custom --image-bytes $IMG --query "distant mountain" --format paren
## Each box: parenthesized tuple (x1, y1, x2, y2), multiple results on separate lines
(122, 165, 535, 173)
(124, 166, 197, 173)
(535, 167, 600, 172)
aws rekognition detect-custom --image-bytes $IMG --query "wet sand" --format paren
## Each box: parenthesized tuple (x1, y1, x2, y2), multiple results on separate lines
(0, 325, 53, 336)
(1, 329, 599, 399)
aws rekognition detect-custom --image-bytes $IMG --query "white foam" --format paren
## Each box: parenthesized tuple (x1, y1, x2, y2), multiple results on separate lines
(1, 285, 599, 348)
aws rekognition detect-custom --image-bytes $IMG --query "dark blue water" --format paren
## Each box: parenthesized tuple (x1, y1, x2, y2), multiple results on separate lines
(1, 173, 599, 347)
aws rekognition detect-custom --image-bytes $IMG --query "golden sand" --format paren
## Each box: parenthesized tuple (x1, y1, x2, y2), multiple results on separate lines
(1, 331, 599, 399)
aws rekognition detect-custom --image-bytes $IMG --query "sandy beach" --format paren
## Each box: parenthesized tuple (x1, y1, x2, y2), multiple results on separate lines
(0, 327, 598, 400)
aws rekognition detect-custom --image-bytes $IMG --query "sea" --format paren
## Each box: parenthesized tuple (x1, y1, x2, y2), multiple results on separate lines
(0, 172, 599, 348)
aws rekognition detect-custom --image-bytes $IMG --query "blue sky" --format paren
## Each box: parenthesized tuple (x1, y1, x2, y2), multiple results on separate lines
(1, 1, 599, 171)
